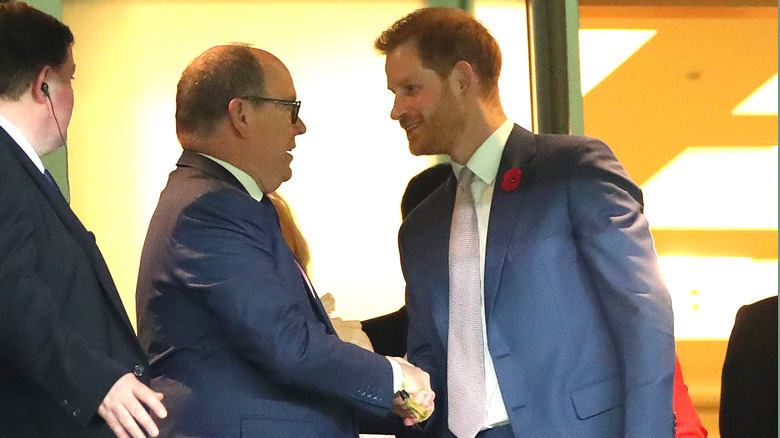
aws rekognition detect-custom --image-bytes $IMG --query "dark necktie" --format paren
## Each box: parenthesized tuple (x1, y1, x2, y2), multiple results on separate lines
(43, 169, 63, 196)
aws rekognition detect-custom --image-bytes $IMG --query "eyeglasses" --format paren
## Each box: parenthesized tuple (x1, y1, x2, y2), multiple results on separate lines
(241, 96, 301, 124)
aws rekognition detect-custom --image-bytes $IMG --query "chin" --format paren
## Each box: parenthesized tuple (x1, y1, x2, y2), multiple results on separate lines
(408, 141, 437, 157)
(407, 139, 422, 155)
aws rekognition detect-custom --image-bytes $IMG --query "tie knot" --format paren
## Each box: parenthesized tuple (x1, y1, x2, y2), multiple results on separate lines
(458, 166, 475, 189)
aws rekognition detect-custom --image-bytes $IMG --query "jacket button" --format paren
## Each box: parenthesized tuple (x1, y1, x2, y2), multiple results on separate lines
(72, 408, 81, 417)
(133, 364, 145, 377)
(61, 399, 69, 408)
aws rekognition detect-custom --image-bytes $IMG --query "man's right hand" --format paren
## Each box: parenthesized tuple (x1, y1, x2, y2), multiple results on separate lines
(387, 357, 435, 425)
(97, 373, 167, 438)
(390, 356, 430, 395)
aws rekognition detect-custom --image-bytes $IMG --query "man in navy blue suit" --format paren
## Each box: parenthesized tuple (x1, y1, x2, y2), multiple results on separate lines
(136, 44, 434, 437)
(0, 3, 166, 438)
(376, 8, 675, 438)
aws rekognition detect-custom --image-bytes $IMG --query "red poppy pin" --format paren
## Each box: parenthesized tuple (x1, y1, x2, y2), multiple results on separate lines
(501, 167, 522, 192)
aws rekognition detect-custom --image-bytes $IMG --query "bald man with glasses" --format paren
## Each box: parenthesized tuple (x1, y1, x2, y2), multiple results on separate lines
(135, 44, 434, 438)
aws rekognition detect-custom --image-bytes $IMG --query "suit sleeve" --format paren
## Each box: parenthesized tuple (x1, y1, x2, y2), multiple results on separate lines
(168, 190, 394, 415)
(566, 138, 676, 436)
(0, 177, 126, 427)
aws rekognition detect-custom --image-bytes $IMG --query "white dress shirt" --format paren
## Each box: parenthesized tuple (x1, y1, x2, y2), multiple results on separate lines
(450, 118, 514, 429)
(0, 114, 45, 174)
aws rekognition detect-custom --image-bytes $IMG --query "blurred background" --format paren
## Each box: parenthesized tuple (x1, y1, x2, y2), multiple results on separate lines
(27, 1, 778, 436)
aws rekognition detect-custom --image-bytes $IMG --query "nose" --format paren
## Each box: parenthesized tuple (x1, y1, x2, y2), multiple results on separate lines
(390, 95, 404, 121)
(295, 117, 307, 135)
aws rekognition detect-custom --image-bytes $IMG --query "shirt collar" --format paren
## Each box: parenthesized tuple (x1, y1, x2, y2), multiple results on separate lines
(198, 153, 265, 202)
(451, 119, 514, 185)
(0, 113, 46, 173)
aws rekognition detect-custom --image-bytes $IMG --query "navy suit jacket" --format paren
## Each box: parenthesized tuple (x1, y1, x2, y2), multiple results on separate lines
(399, 125, 675, 437)
(136, 151, 394, 438)
(0, 127, 149, 437)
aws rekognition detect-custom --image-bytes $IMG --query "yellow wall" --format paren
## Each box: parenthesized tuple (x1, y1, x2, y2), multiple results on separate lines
(63, 0, 431, 326)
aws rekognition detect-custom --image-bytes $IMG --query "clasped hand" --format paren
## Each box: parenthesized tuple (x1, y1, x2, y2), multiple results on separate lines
(388, 357, 435, 426)
(98, 373, 167, 438)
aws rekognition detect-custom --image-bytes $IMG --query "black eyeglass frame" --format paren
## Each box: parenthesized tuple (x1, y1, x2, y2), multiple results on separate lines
(240, 96, 301, 124)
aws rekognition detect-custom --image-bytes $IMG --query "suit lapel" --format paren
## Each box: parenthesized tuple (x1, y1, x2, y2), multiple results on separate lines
(196, 156, 336, 334)
(483, 125, 537, 320)
(425, 175, 457, 347)
(0, 129, 136, 333)
(302, 276, 337, 334)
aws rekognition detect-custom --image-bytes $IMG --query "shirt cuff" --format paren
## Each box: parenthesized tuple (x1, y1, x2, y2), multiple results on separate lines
(387, 358, 404, 393)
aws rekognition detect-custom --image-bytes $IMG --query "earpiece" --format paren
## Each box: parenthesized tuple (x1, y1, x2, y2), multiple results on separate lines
(41, 82, 66, 147)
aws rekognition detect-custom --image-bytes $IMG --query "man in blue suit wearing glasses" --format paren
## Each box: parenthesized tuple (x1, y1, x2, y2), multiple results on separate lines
(136, 44, 434, 438)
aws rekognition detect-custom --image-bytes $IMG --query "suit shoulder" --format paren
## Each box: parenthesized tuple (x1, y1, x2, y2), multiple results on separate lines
(740, 295, 778, 315)
(400, 179, 451, 233)
(533, 133, 616, 159)
(734, 295, 778, 329)
(175, 189, 280, 244)
(526, 133, 630, 187)
(156, 167, 260, 221)
(185, 188, 268, 219)
(0, 143, 38, 213)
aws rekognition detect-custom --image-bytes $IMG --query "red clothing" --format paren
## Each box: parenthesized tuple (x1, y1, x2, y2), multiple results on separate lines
(674, 356, 708, 437)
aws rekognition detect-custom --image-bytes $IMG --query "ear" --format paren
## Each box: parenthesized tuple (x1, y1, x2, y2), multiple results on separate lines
(450, 60, 477, 95)
(31, 66, 52, 104)
(227, 97, 252, 138)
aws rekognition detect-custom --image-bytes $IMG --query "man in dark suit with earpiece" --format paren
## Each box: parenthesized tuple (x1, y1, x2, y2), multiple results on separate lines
(0, 3, 166, 437)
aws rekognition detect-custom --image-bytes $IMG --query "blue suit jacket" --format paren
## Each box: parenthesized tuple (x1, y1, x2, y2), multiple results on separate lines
(136, 152, 394, 438)
(399, 126, 675, 437)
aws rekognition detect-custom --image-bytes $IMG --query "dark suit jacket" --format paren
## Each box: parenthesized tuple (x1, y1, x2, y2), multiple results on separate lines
(719, 295, 778, 438)
(362, 307, 409, 357)
(399, 125, 676, 437)
(136, 151, 394, 438)
(0, 127, 150, 437)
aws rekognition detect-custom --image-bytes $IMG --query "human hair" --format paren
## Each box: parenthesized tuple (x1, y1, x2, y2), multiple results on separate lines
(0, 2, 73, 101)
(266, 192, 312, 275)
(175, 43, 265, 144)
(375, 7, 502, 98)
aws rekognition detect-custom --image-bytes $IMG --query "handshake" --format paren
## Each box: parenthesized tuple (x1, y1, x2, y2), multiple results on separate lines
(323, 295, 434, 425)
(387, 357, 436, 426)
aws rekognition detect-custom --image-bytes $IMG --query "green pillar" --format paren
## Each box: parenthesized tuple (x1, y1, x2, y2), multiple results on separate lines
(425, 0, 473, 14)
(26, 0, 70, 202)
(526, 0, 584, 135)
(564, 0, 584, 135)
